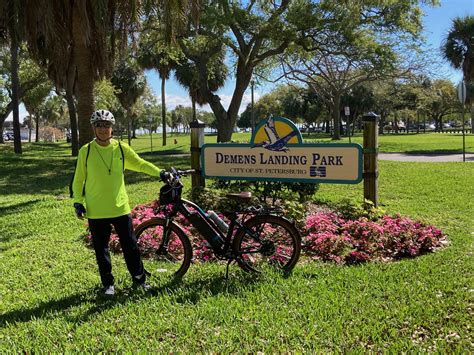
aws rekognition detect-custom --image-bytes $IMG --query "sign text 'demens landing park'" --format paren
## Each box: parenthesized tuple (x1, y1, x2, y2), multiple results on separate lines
(201, 117, 363, 184)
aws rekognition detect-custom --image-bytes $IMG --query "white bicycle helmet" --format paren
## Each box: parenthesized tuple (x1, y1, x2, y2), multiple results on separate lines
(90, 109, 115, 124)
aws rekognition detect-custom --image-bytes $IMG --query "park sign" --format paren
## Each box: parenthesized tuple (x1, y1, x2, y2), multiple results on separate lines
(201, 116, 363, 184)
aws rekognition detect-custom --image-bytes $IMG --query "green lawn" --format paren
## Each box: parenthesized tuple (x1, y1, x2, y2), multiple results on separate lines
(0, 142, 473, 352)
(126, 131, 474, 155)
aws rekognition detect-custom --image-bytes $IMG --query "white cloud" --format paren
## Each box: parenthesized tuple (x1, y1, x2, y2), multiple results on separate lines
(162, 92, 261, 115)
(163, 93, 193, 109)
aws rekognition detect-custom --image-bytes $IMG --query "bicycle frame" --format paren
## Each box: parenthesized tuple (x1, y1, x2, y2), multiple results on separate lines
(157, 196, 269, 259)
(152, 168, 300, 273)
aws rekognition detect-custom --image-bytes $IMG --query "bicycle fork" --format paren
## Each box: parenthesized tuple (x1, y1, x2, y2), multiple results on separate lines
(156, 218, 172, 256)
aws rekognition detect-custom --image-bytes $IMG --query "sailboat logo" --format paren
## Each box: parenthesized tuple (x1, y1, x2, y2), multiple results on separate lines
(252, 116, 301, 152)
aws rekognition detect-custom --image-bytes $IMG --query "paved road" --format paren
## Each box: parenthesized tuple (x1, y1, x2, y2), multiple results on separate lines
(379, 153, 474, 162)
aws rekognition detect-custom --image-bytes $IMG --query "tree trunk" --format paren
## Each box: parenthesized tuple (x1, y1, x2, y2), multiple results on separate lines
(161, 75, 167, 146)
(127, 109, 132, 145)
(66, 88, 79, 156)
(394, 111, 399, 134)
(8, 0, 21, 154)
(332, 93, 341, 140)
(416, 111, 420, 134)
(65, 55, 79, 156)
(379, 113, 385, 135)
(73, 7, 94, 148)
(35, 114, 39, 142)
(470, 103, 474, 133)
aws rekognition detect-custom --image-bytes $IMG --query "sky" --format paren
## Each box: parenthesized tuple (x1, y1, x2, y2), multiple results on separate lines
(145, 0, 473, 114)
(7, 0, 474, 122)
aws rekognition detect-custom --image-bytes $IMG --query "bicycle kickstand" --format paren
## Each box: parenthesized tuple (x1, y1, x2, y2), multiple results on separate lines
(225, 259, 233, 280)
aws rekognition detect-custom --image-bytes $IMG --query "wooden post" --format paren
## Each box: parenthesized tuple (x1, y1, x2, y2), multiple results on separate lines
(190, 119, 206, 188)
(362, 112, 379, 207)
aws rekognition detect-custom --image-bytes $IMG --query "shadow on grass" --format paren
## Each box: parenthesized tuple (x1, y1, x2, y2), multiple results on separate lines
(0, 199, 43, 217)
(0, 144, 191, 196)
(0, 151, 75, 196)
(0, 272, 259, 327)
(403, 149, 466, 155)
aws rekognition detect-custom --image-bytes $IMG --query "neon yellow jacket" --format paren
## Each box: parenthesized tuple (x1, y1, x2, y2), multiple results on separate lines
(72, 139, 160, 219)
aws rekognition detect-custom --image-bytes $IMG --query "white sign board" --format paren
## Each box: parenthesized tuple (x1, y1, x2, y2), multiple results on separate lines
(457, 81, 466, 105)
(201, 116, 363, 184)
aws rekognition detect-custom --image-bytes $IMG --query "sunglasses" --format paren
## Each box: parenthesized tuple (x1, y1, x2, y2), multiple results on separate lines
(94, 122, 112, 128)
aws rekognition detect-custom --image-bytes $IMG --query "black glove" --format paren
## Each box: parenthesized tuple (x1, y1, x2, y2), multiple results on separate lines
(74, 203, 86, 219)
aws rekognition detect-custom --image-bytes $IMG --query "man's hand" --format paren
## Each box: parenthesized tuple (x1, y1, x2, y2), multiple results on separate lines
(74, 203, 86, 219)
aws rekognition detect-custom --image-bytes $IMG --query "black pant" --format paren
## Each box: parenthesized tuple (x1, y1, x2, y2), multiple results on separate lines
(88, 214, 145, 287)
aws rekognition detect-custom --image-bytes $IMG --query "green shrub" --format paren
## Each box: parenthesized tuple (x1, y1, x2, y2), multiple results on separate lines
(329, 198, 386, 221)
(210, 179, 319, 205)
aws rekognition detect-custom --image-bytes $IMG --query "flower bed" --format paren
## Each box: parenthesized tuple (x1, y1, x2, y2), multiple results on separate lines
(304, 210, 446, 264)
(84, 201, 446, 264)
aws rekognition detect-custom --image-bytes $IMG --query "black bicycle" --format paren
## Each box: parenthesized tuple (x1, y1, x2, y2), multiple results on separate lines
(134, 168, 301, 278)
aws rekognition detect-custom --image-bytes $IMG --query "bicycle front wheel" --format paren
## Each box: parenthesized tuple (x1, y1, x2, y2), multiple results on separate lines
(233, 214, 301, 274)
(134, 217, 192, 278)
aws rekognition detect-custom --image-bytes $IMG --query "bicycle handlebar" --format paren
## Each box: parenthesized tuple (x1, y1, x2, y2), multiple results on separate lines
(160, 167, 196, 184)
(175, 169, 196, 176)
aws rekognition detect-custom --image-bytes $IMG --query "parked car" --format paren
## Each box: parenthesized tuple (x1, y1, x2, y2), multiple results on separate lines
(3, 131, 13, 141)
(418, 123, 435, 130)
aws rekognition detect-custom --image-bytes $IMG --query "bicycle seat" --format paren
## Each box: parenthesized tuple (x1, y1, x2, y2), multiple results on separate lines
(226, 191, 252, 203)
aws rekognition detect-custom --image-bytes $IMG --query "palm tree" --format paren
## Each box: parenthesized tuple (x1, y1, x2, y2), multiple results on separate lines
(2, 0, 22, 153)
(137, 31, 182, 146)
(111, 59, 146, 145)
(443, 16, 474, 83)
(22, 79, 52, 142)
(23, 0, 200, 148)
(23, 0, 115, 147)
(174, 48, 227, 123)
(442, 15, 474, 131)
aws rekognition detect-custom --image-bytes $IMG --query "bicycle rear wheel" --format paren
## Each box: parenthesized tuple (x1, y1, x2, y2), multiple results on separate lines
(233, 214, 301, 273)
(134, 217, 192, 278)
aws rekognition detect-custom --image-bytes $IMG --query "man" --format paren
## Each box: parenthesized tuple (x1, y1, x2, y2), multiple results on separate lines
(72, 109, 161, 296)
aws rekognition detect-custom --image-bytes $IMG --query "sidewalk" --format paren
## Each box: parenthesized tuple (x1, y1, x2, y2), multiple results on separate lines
(379, 153, 474, 162)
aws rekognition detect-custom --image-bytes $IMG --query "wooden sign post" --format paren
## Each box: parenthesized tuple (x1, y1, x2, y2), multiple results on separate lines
(362, 112, 379, 207)
(190, 119, 206, 188)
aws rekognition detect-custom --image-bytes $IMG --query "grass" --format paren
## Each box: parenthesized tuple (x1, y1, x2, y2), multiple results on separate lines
(116, 131, 474, 155)
(0, 142, 473, 352)
(304, 132, 474, 154)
